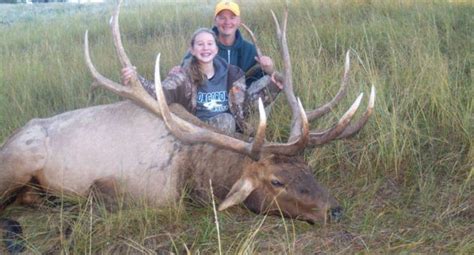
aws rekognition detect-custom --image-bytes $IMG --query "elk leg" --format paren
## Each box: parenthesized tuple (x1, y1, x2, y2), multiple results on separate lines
(0, 186, 30, 255)
(14, 177, 44, 206)
(0, 123, 48, 202)
(0, 123, 48, 254)
(90, 177, 123, 212)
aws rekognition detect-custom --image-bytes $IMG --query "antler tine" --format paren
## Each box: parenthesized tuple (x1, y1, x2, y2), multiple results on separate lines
(250, 98, 268, 155)
(111, 0, 132, 68)
(332, 85, 375, 140)
(241, 13, 309, 156)
(110, 0, 145, 96)
(84, 6, 164, 116)
(308, 92, 363, 146)
(240, 23, 267, 81)
(282, 8, 288, 44)
(271, 10, 282, 40)
(85, 30, 137, 99)
(88, 0, 154, 108)
(241, 23, 262, 58)
(266, 9, 309, 154)
(307, 51, 376, 146)
(262, 98, 309, 155)
(271, 10, 298, 134)
(270, 10, 293, 100)
(306, 50, 351, 121)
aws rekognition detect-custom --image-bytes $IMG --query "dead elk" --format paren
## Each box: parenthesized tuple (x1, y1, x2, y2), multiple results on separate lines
(0, 2, 375, 253)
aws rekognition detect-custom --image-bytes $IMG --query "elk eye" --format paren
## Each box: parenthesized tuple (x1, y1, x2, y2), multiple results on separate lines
(299, 188, 309, 194)
(271, 179, 284, 187)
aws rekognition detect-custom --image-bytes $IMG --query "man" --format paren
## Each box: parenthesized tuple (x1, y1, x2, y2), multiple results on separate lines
(212, 0, 276, 87)
(172, 0, 282, 91)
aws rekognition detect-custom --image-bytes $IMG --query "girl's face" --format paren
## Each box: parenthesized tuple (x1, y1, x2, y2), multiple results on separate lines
(190, 32, 218, 64)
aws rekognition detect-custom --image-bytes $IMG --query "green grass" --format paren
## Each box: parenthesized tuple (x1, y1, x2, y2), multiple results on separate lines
(1, 0, 473, 254)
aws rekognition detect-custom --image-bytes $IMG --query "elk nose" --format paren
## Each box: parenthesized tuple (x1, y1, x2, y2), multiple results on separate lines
(330, 206, 343, 222)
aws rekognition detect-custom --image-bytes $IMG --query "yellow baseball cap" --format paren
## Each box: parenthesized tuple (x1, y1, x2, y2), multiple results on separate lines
(214, 1, 240, 17)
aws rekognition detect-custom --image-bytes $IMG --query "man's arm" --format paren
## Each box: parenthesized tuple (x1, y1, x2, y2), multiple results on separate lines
(246, 73, 283, 107)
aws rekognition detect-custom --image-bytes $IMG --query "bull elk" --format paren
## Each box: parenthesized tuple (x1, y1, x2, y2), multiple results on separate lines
(0, 1, 375, 253)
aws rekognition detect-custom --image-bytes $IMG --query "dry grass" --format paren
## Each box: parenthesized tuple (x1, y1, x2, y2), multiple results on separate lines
(0, 0, 472, 254)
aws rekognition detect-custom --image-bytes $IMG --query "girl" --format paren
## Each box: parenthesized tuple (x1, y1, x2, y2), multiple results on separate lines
(121, 28, 281, 135)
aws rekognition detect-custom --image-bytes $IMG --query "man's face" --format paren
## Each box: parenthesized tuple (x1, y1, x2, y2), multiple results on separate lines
(214, 10, 241, 37)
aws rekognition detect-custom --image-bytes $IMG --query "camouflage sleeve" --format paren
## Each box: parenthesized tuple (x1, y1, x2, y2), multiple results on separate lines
(138, 75, 157, 99)
(229, 76, 254, 134)
(137, 72, 188, 105)
(245, 74, 282, 107)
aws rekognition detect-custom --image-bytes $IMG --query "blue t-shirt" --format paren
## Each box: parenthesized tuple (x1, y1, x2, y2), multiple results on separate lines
(195, 57, 230, 120)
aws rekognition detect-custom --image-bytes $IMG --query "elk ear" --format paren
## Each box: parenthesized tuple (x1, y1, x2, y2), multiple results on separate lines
(218, 178, 256, 211)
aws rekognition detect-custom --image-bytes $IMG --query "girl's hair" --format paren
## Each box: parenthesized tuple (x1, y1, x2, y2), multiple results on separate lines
(184, 28, 218, 86)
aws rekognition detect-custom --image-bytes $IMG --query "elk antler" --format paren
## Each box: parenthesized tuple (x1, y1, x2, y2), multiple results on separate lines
(245, 9, 376, 149)
(242, 20, 312, 156)
(84, 0, 269, 160)
(241, 23, 263, 58)
(310, 85, 375, 145)
(305, 51, 376, 146)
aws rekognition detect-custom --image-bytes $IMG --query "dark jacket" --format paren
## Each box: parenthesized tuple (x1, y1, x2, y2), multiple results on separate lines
(212, 27, 258, 73)
(212, 27, 266, 87)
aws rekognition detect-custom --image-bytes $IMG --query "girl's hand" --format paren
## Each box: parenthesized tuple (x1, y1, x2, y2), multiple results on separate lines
(120, 66, 137, 85)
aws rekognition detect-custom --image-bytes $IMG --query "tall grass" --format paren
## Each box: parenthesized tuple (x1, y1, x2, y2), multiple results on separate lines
(0, 0, 472, 253)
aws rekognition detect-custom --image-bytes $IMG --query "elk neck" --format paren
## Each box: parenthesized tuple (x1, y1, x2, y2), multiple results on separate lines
(183, 143, 253, 201)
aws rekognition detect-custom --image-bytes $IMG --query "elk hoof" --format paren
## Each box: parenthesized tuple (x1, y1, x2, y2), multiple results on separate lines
(1, 218, 25, 254)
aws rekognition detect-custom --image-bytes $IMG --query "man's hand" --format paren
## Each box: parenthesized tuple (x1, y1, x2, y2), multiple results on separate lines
(120, 66, 137, 86)
(255, 55, 274, 74)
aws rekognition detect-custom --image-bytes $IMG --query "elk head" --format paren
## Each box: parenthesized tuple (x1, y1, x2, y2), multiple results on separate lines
(84, 1, 375, 223)
(218, 154, 343, 223)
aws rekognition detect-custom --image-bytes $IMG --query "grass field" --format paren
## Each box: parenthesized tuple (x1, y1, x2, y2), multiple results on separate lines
(0, 0, 472, 254)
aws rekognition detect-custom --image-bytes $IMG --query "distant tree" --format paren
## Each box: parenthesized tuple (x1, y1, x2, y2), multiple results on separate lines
(0, 0, 69, 3)
(0, 0, 20, 3)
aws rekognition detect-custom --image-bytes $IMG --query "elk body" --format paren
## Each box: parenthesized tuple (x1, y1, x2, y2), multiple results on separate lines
(0, 100, 340, 218)
(0, 2, 375, 253)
